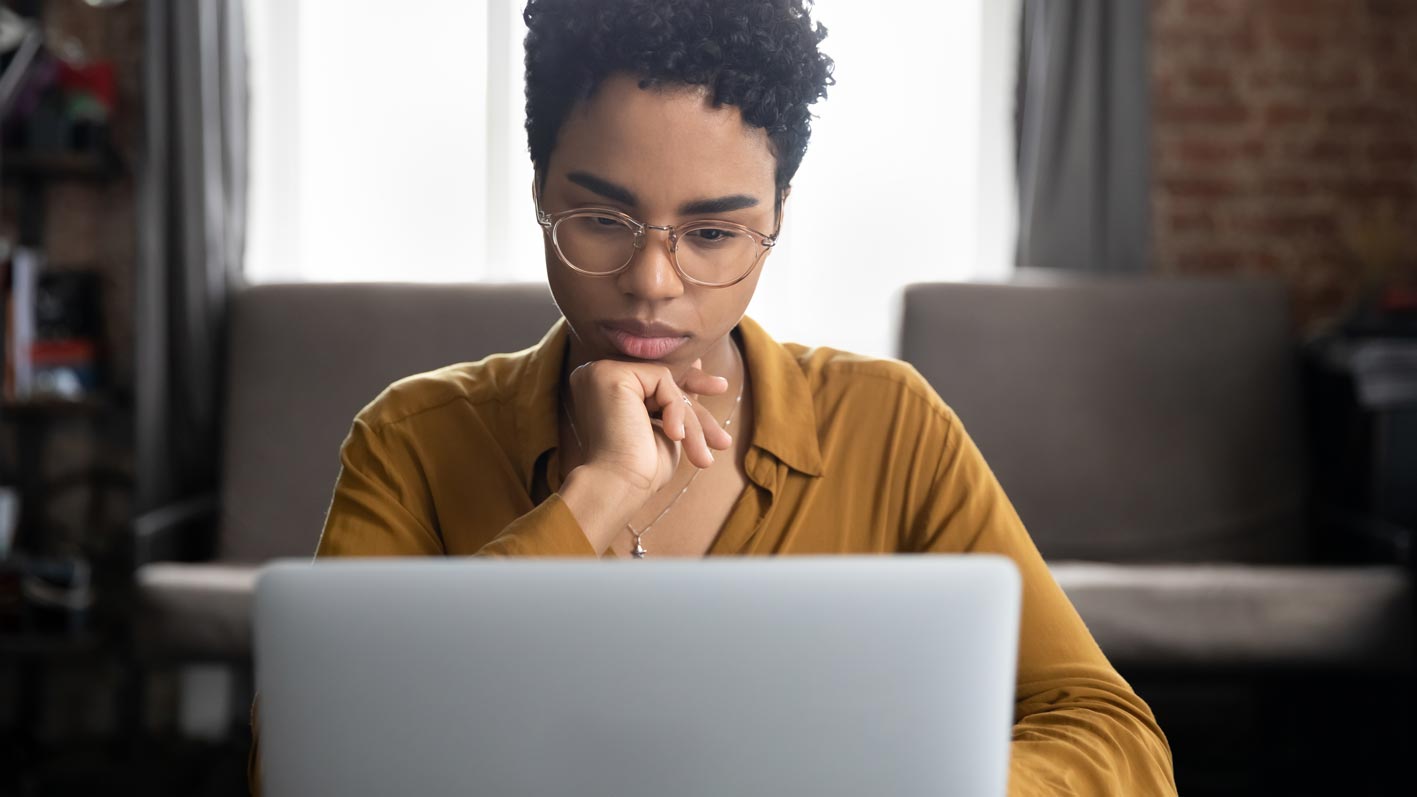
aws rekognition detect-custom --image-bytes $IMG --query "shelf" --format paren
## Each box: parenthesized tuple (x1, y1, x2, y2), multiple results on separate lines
(0, 628, 104, 658)
(0, 394, 115, 416)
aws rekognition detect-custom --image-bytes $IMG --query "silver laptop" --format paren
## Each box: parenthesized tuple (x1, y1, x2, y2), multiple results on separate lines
(254, 555, 1020, 797)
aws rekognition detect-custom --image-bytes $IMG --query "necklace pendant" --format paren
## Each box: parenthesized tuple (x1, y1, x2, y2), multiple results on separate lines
(631, 540, 647, 559)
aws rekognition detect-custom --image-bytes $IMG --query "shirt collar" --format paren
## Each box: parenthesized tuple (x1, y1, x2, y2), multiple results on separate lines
(512, 317, 570, 489)
(734, 315, 824, 477)
(511, 314, 824, 491)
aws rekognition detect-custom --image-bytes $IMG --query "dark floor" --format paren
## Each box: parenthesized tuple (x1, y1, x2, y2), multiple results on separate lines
(2, 732, 251, 797)
(1131, 668, 1415, 796)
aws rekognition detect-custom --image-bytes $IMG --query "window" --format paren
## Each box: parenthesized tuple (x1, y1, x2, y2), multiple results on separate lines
(245, 0, 1018, 357)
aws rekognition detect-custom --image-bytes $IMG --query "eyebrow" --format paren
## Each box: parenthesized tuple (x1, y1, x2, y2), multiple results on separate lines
(566, 170, 761, 216)
(567, 171, 638, 206)
(680, 193, 760, 215)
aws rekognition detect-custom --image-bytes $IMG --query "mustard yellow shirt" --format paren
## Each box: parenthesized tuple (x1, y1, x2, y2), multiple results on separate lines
(250, 315, 1176, 796)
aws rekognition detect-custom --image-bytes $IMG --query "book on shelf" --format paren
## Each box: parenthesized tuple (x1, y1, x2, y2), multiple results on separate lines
(2, 249, 103, 403)
(2, 245, 40, 402)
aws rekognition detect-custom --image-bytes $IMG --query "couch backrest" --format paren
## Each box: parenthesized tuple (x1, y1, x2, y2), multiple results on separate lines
(899, 276, 1310, 564)
(217, 282, 562, 562)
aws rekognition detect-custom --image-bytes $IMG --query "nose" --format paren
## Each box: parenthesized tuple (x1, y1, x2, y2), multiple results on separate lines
(616, 227, 684, 301)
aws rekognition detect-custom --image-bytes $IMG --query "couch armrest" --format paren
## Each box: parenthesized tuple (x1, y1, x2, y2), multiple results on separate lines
(130, 492, 220, 567)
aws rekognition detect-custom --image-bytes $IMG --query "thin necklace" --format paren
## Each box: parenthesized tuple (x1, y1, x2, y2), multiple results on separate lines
(562, 340, 745, 559)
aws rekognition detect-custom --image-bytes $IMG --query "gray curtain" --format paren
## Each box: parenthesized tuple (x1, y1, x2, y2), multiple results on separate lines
(134, 0, 247, 514)
(1016, 0, 1150, 273)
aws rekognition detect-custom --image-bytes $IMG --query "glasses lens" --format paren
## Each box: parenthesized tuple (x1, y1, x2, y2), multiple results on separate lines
(553, 212, 637, 274)
(675, 222, 762, 285)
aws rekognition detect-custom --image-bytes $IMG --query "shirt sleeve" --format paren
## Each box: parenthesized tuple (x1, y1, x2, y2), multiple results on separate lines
(249, 413, 597, 795)
(314, 415, 597, 558)
(912, 403, 1178, 797)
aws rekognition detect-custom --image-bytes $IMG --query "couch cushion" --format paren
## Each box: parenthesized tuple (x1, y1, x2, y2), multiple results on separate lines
(135, 562, 261, 661)
(1051, 561, 1414, 669)
(133, 560, 1414, 670)
(900, 278, 1309, 564)
(218, 282, 563, 563)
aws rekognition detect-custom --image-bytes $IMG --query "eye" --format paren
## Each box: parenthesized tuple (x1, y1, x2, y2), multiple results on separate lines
(687, 227, 738, 243)
(568, 213, 630, 236)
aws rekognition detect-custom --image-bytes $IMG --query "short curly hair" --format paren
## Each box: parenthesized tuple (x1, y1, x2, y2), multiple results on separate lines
(523, 0, 834, 194)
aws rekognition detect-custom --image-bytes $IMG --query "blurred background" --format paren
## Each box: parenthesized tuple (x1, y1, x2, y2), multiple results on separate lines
(0, 0, 1413, 794)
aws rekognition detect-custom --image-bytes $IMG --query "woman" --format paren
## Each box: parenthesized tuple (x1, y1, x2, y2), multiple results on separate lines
(251, 1, 1177, 794)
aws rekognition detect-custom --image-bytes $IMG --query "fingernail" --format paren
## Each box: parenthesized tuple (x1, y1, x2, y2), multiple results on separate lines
(679, 422, 686, 438)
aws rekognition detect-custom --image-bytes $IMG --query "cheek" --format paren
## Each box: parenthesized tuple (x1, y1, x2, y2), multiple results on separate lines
(546, 268, 587, 319)
(545, 239, 585, 304)
(700, 277, 761, 338)
(541, 236, 562, 279)
(545, 257, 618, 331)
(726, 265, 765, 313)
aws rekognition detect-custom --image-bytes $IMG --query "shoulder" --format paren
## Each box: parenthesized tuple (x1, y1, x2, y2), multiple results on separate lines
(351, 351, 528, 432)
(782, 341, 958, 424)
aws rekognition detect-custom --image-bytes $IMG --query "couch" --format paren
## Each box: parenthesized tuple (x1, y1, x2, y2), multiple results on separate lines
(130, 282, 563, 728)
(898, 275, 1412, 671)
(899, 274, 1414, 794)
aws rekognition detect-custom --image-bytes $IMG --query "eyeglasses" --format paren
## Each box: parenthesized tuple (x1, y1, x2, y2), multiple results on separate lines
(535, 199, 778, 288)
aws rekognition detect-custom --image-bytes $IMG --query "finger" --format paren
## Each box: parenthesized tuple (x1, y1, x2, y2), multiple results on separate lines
(679, 359, 730, 396)
(695, 398, 734, 451)
(653, 419, 681, 473)
(655, 388, 687, 442)
(679, 394, 716, 468)
(665, 394, 687, 441)
(690, 358, 702, 395)
(683, 358, 705, 408)
(640, 366, 689, 440)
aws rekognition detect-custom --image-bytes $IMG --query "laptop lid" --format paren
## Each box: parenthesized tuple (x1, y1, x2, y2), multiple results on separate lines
(254, 555, 1020, 797)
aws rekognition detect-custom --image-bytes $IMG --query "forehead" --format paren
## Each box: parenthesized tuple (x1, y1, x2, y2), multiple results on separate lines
(549, 72, 777, 201)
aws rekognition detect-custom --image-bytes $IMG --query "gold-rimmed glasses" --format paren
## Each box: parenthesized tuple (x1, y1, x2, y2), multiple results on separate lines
(535, 199, 778, 288)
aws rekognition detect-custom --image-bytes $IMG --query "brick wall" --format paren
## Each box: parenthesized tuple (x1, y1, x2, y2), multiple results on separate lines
(1152, 0, 1417, 334)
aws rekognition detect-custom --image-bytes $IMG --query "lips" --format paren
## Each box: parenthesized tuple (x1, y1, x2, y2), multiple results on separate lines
(600, 320, 691, 360)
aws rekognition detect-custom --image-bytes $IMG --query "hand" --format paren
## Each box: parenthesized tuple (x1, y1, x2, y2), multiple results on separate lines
(565, 357, 734, 500)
